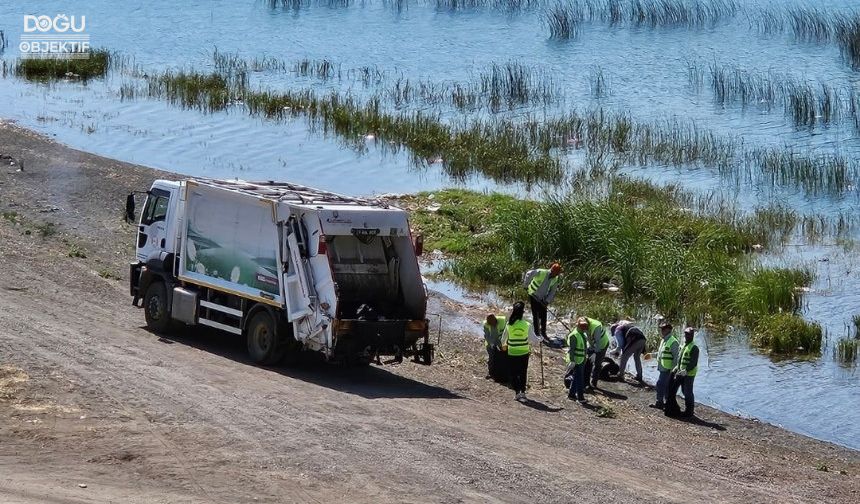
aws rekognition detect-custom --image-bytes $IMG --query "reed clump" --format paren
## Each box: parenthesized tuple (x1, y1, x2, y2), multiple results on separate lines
(14, 49, 112, 82)
(546, 2, 581, 39)
(544, 0, 739, 35)
(750, 313, 822, 355)
(691, 61, 853, 128)
(834, 337, 859, 364)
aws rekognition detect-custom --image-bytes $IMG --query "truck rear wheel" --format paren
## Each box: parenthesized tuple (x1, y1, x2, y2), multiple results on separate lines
(143, 281, 172, 333)
(246, 310, 285, 365)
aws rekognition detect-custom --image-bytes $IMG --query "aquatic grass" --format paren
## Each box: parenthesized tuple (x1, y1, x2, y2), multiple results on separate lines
(545, 2, 582, 39)
(293, 58, 341, 80)
(834, 338, 859, 364)
(853, 314, 860, 336)
(730, 268, 811, 327)
(747, 149, 854, 196)
(590, 66, 607, 98)
(404, 182, 816, 353)
(14, 49, 112, 82)
(544, 0, 739, 36)
(751, 7, 860, 69)
(690, 61, 854, 127)
(118, 53, 860, 196)
(750, 313, 822, 355)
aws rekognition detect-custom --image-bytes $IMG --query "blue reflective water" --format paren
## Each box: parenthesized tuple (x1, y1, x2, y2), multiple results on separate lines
(0, 0, 858, 449)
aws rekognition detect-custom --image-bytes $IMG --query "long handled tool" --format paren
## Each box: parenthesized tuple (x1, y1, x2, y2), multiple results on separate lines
(546, 306, 571, 332)
(539, 340, 545, 387)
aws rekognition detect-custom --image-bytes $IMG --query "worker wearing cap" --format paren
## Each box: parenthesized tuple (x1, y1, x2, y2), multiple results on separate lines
(672, 327, 700, 418)
(652, 321, 679, 409)
(522, 263, 562, 341)
(500, 301, 541, 401)
(564, 323, 588, 403)
(577, 316, 609, 388)
(483, 313, 507, 380)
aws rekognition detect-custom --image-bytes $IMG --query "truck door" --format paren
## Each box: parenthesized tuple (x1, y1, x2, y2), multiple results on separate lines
(284, 223, 313, 322)
(136, 188, 172, 262)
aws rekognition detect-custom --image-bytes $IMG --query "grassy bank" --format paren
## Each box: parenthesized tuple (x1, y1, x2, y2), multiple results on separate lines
(400, 180, 820, 356)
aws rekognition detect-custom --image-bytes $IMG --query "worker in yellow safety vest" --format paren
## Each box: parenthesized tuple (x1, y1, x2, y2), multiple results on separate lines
(483, 314, 507, 380)
(652, 321, 679, 410)
(564, 324, 588, 403)
(522, 263, 562, 341)
(577, 316, 609, 389)
(671, 327, 700, 418)
(501, 301, 541, 402)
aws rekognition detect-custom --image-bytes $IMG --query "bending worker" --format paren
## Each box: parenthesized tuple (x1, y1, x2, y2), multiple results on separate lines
(500, 301, 541, 402)
(672, 327, 700, 418)
(577, 316, 610, 389)
(564, 322, 588, 403)
(483, 313, 507, 380)
(522, 263, 562, 341)
(611, 321, 646, 383)
(653, 321, 679, 409)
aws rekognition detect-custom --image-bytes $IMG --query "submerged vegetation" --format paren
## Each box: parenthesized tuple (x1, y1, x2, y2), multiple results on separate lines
(834, 337, 859, 364)
(14, 49, 112, 82)
(108, 51, 860, 195)
(689, 61, 856, 129)
(544, 0, 739, 33)
(399, 177, 819, 355)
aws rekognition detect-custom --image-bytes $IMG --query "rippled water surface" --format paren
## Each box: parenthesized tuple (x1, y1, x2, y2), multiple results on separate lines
(1, 0, 858, 449)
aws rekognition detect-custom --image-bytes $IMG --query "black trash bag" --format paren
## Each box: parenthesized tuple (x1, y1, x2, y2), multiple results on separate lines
(564, 357, 618, 388)
(489, 347, 509, 383)
(583, 356, 618, 383)
(664, 373, 683, 418)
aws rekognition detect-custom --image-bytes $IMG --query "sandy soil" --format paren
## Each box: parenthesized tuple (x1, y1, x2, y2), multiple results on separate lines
(1, 120, 858, 503)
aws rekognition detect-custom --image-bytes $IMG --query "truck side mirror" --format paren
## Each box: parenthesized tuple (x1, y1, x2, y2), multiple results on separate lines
(125, 193, 136, 223)
(413, 234, 424, 256)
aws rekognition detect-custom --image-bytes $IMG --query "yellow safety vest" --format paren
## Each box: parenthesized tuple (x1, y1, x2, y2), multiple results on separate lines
(587, 318, 609, 351)
(658, 334, 678, 371)
(506, 319, 531, 357)
(565, 329, 586, 365)
(680, 342, 698, 377)
(483, 315, 507, 347)
(527, 269, 559, 297)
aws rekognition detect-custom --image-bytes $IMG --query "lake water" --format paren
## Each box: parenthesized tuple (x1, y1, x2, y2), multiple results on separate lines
(1, 0, 858, 449)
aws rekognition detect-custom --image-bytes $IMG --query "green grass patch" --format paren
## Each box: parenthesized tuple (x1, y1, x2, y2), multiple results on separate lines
(1, 211, 19, 223)
(67, 244, 87, 259)
(34, 221, 57, 237)
(403, 180, 817, 355)
(15, 49, 111, 82)
(749, 313, 822, 355)
(98, 269, 121, 281)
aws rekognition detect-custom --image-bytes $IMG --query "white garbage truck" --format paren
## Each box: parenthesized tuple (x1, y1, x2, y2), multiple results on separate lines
(128, 178, 433, 366)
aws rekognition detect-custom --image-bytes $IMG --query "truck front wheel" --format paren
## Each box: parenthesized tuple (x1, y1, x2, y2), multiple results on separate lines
(246, 310, 285, 365)
(143, 281, 171, 333)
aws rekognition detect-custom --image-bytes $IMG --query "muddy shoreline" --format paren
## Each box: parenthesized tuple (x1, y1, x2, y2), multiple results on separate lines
(1, 120, 858, 503)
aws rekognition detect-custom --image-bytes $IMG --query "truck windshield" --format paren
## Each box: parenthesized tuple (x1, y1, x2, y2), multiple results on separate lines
(141, 188, 170, 225)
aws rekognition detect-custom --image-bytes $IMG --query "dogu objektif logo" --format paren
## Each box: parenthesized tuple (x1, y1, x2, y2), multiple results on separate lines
(20, 14, 89, 59)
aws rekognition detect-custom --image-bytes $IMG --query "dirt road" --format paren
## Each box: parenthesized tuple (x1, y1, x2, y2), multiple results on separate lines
(1, 121, 858, 503)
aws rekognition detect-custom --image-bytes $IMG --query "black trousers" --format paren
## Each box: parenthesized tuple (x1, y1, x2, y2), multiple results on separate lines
(508, 354, 530, 394)
(529, 296, 548, 337)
